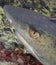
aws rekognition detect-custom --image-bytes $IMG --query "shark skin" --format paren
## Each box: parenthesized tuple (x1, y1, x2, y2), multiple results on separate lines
(4, 5, 56, 65)
(4, 5, 56, 36)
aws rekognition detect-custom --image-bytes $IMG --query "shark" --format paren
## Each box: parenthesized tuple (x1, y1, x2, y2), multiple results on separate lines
(4, 5, 56, 65)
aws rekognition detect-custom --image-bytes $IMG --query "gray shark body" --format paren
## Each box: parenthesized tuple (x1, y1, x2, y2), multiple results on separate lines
(4, 5, 56, 65)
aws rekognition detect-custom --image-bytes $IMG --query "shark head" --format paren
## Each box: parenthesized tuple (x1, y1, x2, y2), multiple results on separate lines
(4, 5, 56, 65)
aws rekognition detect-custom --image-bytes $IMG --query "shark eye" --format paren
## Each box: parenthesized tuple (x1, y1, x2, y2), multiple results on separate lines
(28, 27, 40, 39)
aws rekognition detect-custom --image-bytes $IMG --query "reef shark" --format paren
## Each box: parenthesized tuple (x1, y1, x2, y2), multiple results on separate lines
(4, 5, 56, 65)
